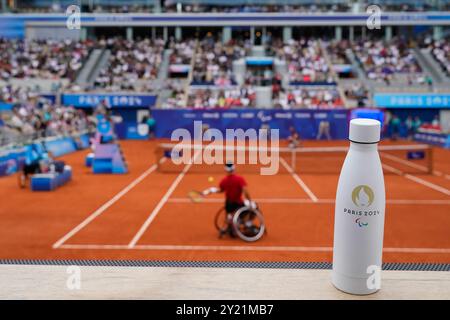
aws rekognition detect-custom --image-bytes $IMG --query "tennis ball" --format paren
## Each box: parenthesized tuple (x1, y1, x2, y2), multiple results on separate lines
(208, 176, 214, 183)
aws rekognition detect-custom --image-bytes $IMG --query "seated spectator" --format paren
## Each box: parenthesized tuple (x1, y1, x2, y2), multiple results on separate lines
(192, 38, 249, 86)
(353, 39, 423, 83)
(344, 83, 369, 107)
(0, 38, 94, 81)
(275, 87, 343, 109)
(93, 38, 165, 92)
(185, 87, 255, 109)
(275, 38, 334, 84)
(423, 37, 450, 77)
(169, 39, 196, 65)
(3, 100, 92, 142)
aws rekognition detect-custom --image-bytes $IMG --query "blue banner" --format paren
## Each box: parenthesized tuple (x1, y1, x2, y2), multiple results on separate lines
(246, 57, 273, 66)
(151, 109, 349, 139)
(40, 94, 57, 104)
(374, 94, 450, 108)
(62, 93, 157, 108)
(0, 103, 13, 111)
(414, 132, 450, 148)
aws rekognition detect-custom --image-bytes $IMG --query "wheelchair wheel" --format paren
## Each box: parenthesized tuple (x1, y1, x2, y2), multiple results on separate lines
(232, 206, 265, 242)
(214, 207, 229, 236)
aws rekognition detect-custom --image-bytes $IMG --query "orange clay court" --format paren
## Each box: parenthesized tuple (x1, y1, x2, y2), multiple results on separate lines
(0, 139, 449, 264)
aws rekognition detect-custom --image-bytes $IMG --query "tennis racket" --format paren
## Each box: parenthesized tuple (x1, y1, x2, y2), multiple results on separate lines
(187, 190, 205, 203)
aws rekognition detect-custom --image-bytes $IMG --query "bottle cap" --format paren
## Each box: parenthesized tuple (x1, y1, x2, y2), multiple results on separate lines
(349, 118, 381, 144)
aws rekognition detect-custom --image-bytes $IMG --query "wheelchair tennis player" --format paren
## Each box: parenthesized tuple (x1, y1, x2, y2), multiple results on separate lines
(201, 162, 266, 242)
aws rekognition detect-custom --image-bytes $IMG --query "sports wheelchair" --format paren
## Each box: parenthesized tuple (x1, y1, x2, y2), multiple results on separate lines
(214, 200, 266, 242)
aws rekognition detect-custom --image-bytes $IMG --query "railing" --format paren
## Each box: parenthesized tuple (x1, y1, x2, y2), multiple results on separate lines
(0, 128, 93, 150)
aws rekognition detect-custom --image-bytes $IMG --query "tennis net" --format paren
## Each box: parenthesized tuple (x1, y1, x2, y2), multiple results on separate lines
(155, 142, 433, 175)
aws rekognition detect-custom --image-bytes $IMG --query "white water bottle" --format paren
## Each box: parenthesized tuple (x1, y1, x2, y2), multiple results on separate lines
(332, 118, 386, 295)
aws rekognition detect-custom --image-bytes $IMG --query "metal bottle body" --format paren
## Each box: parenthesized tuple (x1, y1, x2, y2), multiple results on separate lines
(332, 142, 386, 295)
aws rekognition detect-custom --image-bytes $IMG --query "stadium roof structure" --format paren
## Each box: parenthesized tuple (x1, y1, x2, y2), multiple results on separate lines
(10, 11, 450, 28)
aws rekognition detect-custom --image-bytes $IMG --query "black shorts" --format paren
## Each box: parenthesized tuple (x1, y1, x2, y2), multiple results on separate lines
(52, 160, 66, 173)
(23, 162, 41, 176)
(225, 201, 244, 214)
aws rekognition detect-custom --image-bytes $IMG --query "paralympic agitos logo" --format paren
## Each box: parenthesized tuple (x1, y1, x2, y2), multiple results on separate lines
(343, 185, 379, 228)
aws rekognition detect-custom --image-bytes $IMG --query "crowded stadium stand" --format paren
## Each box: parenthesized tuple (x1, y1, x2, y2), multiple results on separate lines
(352, 39, 428, 89)
(0, 1, 448, 140)
(0, 0, 449, 301)
(92, 37, 165, 92)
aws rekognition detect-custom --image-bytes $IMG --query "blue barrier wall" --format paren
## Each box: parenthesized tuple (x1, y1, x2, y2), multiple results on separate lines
(78, 134, 91, 149)
(151, 109, 350, 139)
(113, 109, 149, 140)
(350, 108, 384, 126)
(0, 147, 25, 176)
(45, 137, 78, 157)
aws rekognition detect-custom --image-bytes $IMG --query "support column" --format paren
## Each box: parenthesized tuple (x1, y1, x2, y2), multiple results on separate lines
(163, 27, 168, 42)
(152, 27, 156, 40)
(222, 27, 232, 44)
(250, 27, 255, 45)
(349, 26, 354, 42)
(80, 27, 87, 41)
(385, 26, 392, 41)
(175, 27, 182, 41)
(433, 26, 443, 40)
(283, 26, 292, 43)
(335, 26, 342, 41)
(126, 27, 133, 41)
(361, 26, 366, 40)
(153, 0, 161, 13)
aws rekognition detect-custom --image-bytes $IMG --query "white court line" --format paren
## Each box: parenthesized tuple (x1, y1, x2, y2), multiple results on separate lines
(168, 198, 450, 205)
(380, 152, 429, 172)
(168, 198, 318, 204)
(385, 199, 450, 205)
(404, 174, 450, 196)
(382, 163, 403, 176)
(383, 247, 450, 254)
(279, 157, 318, 202)
(52, 162, 161, 249)
(383, 164, 450, 196)
(432, 171, 450, 180)
(127, 151, 201, 248)
(380, 151, 450, 180)
(58, 243, 450, 254)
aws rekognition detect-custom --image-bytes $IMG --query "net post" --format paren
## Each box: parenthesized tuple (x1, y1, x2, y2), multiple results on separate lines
(291, 148, 296, 173)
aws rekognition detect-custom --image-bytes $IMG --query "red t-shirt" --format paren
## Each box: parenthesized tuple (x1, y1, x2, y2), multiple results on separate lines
(219, 174, 247, 204)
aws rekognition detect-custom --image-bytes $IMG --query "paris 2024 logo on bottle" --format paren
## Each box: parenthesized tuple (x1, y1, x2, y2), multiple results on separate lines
(343, 185, 379, 228)
(352, 185, 374, 207)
